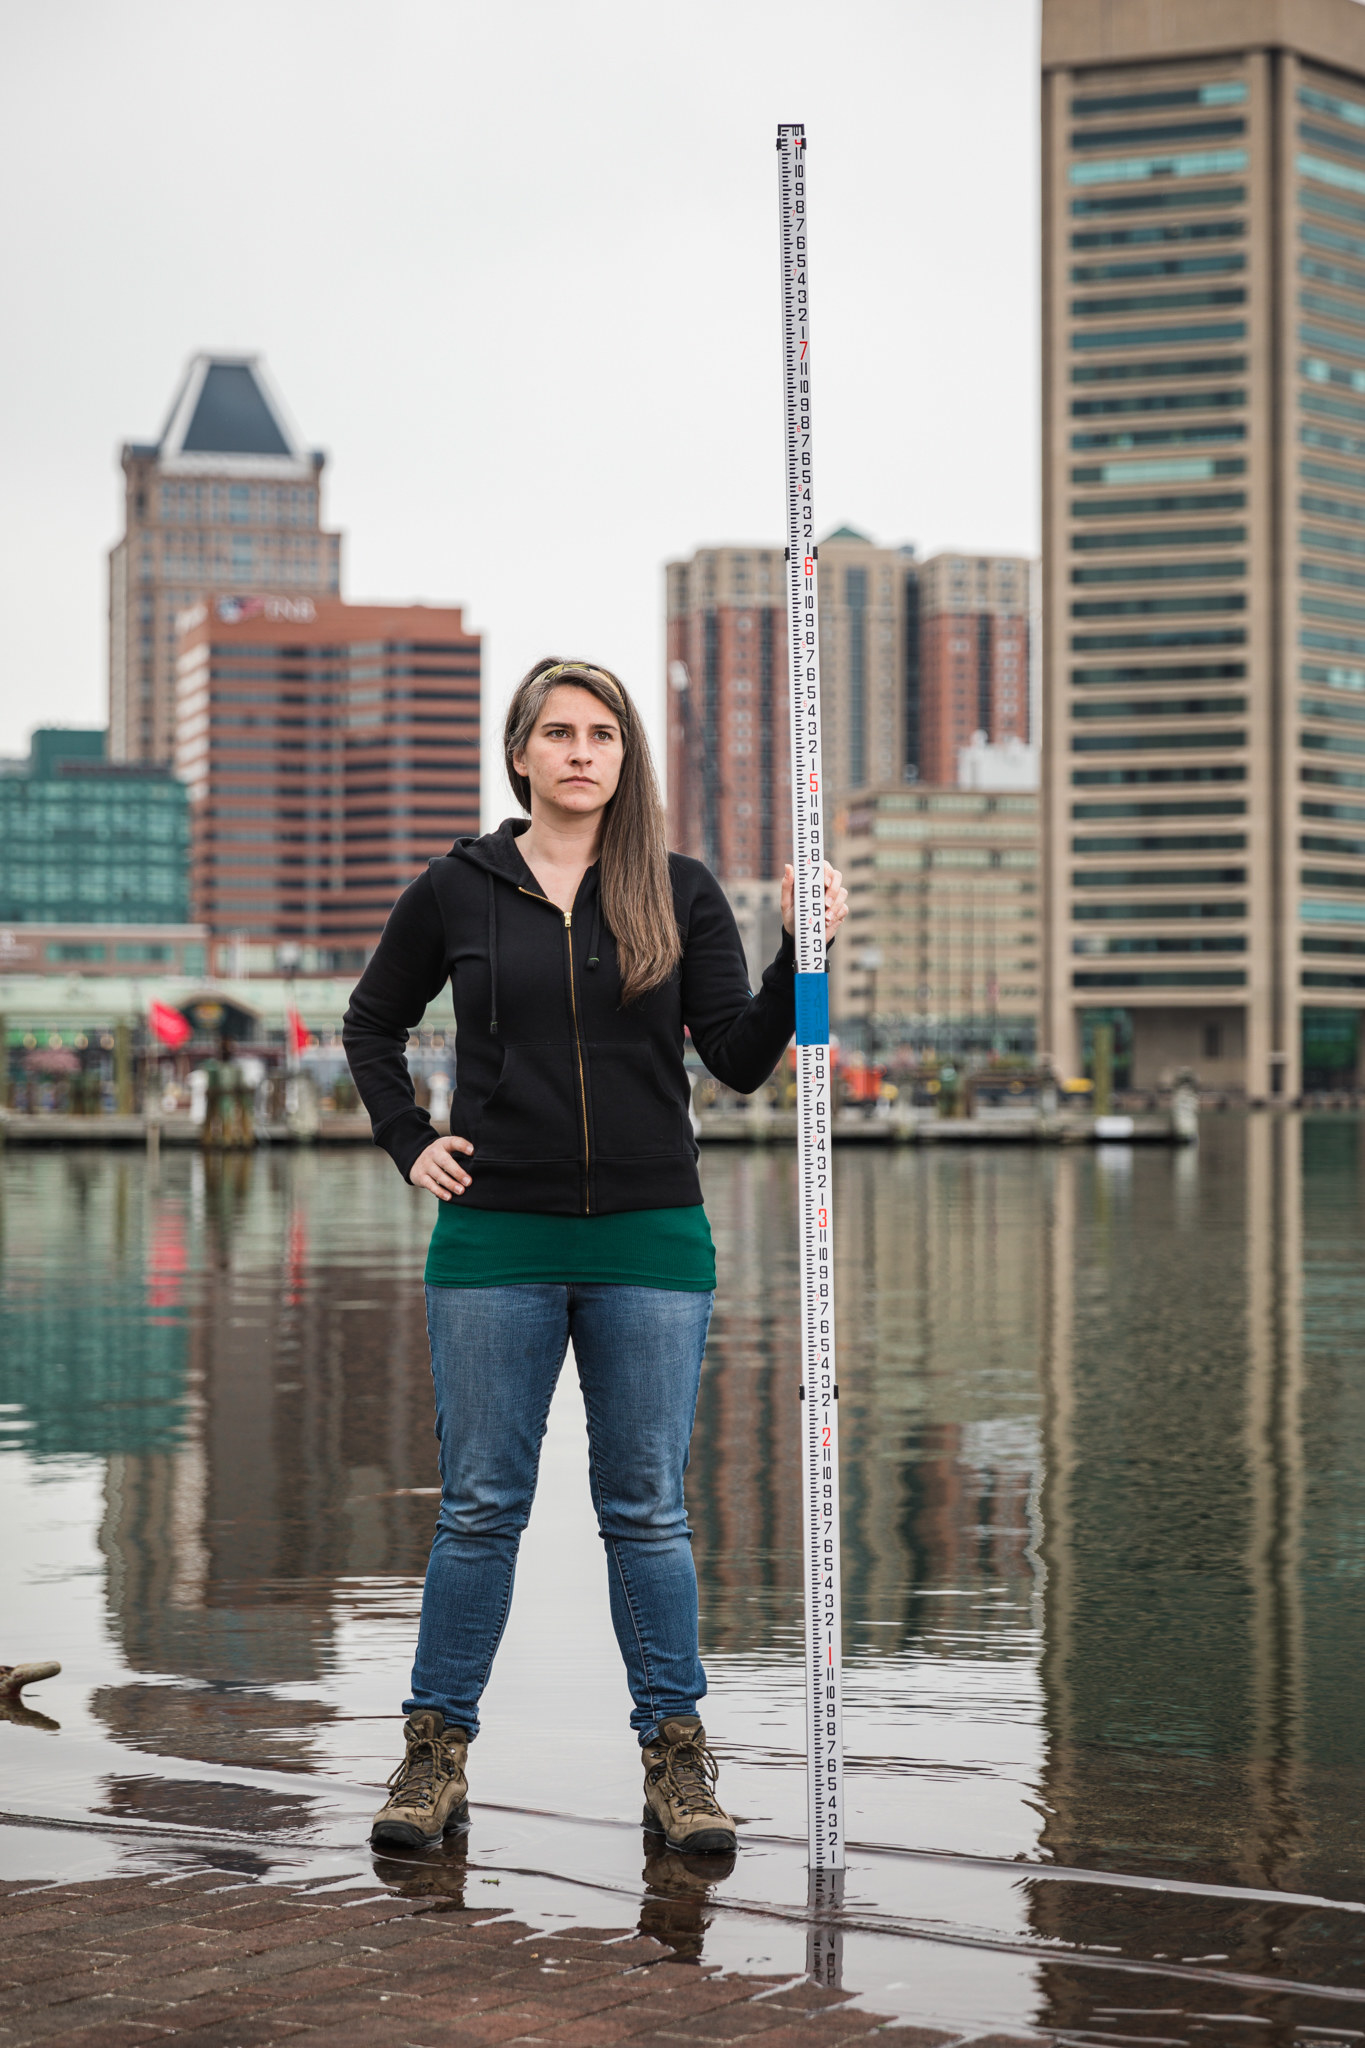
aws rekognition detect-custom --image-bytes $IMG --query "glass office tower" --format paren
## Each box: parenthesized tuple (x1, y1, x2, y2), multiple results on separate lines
(1043, 0, 1365, 1097)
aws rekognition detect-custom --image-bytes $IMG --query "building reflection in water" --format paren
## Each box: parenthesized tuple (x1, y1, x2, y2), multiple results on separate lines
(696, 1146, 1045, 1675)
(0, 1148, 442, 1776)
(1032, 1117, 1365, 2035)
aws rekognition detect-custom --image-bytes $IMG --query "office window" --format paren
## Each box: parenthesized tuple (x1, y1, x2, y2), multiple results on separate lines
(1072, 320, 1247, 350)
(1073, 355, 1246, 383)
(1073, 831, 1247, 851)
(1073, 901, 1246, 920)
(1302, 694, 1365, 726)
(1073, 119, 1246, 153)
(1073, 864, 1246, 884)
(1072, 491, 1246, 516)
(1072, 84, 1247, 118)
(1301, 119, 1365, 165)
(1302, 352, 1365, 395)
(1073, 287, 1246, 316)
(1071, 424, 1246, 452)
(1071, 594, 1246, 617)
(1072, 696, 1246, 719)
(1072, 729, 1245, 753)
(1072, 254, 1245, 283)
(1074, 220, 1245, 251)
(1069, 149, 1248, 188)
(1072, 560, 1245, 583)
(1072, 525, 1246, 551)
(1072, 969, 1246, 986)
(1071, 186, 1246, 218)
(1074, 764, 1246, 785)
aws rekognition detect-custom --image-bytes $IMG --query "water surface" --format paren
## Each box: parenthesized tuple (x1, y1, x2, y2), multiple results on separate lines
(3, 1122, 1364, 2042)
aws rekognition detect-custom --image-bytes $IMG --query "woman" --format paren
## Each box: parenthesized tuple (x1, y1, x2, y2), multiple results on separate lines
(343, 656, 847, 1857)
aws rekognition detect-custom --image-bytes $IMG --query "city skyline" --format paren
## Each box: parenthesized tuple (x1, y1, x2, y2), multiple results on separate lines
(0, 0, 1040, 795)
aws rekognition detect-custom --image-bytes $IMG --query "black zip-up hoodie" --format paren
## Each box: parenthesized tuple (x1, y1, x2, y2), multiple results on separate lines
(342, 818, 803, 1215)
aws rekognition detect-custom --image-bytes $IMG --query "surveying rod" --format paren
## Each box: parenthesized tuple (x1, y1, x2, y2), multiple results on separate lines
(777, 121, 845, 1877)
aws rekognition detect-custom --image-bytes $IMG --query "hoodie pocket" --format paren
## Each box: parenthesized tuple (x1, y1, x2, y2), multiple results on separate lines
(587, 1043, 691, 1160)
(474, 1044, 583, 1162)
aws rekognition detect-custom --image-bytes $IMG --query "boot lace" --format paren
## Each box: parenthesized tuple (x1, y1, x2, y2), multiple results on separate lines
(386, 1730, 455, 1806)
(655, 1735, 723, 1819)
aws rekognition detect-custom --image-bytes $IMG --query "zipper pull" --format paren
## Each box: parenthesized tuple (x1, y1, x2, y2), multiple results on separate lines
(564, 912, 572, 929)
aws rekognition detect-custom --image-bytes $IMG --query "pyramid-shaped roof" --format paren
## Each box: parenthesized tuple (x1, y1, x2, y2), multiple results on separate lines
(153, 354, 312, 474)
(179, 363, 291, 456)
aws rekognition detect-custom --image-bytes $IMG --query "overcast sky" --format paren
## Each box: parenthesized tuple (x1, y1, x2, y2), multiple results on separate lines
(0, 0, 1040, 813)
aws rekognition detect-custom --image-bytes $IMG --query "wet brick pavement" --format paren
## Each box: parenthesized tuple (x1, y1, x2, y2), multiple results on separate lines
(0, 1871, 1045, 2047)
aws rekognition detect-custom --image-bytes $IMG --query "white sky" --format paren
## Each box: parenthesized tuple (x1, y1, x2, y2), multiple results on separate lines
(0, 0, 1040, 815)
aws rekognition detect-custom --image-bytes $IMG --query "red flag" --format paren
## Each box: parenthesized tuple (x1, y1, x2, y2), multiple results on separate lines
(148, 999, 192, 1049)
(286, 1007, 308, 1056)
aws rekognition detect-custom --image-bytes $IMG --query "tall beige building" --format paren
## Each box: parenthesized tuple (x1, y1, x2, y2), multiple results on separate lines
(109, 355, 342, 764)
(1043, 0, 1365, 1098)
(832, 787, 1040, 1056)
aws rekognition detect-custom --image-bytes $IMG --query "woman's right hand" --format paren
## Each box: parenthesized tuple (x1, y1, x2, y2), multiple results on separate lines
(410, 1134, 474, 1200)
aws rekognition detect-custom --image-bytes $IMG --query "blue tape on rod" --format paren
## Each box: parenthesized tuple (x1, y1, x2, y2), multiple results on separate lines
(794, 972, 829, 1047)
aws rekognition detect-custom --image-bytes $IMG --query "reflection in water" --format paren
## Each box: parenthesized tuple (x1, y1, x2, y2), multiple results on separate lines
(638, 1835, 738, 1961)
(0, 1154, 189, 1456)
(0, 1693, 60, 1733)
(701, 1150, 1044, 1648)
(91, 1682, 336, 1773)
(97, 1773, 319, 1836)
(1032, 1117, 1365, 2036)
(3, 1124, 1365, 2040)
(371, 1829, 470, 1902)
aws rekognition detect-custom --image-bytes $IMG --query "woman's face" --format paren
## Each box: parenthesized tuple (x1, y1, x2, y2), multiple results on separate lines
(513, 685, 624, 822)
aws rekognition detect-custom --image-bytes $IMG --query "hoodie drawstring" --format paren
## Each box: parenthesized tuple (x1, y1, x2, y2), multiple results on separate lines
(586, 892, 601, 972)
(486, 871, 500, 1037)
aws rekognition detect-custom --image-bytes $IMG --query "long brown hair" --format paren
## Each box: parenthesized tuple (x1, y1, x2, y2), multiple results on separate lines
(504, 657, 682, 1003)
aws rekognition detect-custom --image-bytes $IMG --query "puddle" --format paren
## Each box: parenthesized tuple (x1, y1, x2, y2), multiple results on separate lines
(2, 1120, 1364, 2040)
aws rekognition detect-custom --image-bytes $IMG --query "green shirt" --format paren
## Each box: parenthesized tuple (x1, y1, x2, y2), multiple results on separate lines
(425, 1202, 716, 1291)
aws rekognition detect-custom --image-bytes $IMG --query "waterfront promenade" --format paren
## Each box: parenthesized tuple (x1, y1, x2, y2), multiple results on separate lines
(0, 1871, 1021, 2047)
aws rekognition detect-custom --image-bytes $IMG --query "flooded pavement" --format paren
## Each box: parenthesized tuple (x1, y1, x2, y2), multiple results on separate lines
(2, 1120, 1365, 2043)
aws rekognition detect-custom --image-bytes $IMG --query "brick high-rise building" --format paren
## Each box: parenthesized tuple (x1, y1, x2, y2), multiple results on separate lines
(174, 597, 480, 972)
(915, 553, 1036, 786)
(110, 355, 342, 765)
(665, 546, 789, 881)
(1042, 0, 1365, 1097)
(665, 531, 918, 881)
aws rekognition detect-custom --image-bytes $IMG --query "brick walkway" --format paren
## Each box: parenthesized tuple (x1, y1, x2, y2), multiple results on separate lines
(0, 1870, 1044, 2048)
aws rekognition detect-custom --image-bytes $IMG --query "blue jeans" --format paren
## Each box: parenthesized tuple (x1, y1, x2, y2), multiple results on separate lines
(407, 1284, 714, 1742)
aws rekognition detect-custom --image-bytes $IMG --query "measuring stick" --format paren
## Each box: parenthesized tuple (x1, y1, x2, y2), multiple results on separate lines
(777, 120, 844, 1874)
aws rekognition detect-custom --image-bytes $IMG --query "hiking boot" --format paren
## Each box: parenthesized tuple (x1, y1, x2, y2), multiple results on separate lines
(641, 1715, 737, 1855)
(370, 1709, 469, 1848)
